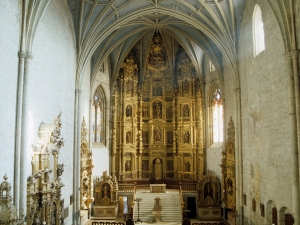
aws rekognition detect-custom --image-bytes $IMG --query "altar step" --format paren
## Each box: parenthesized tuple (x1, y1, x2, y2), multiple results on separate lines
(133, 189, 182, 223)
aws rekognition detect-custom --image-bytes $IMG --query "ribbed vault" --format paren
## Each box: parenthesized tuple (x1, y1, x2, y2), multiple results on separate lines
(67, 0, 248, 89)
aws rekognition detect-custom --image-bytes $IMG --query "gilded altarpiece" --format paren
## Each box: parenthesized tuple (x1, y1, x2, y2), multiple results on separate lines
(26, 113, 65, 225)
(112, 33, 204, 182)
(220, 117, 236, 224)
(92, 172, 118, 219)
(80, 117, 94, 209)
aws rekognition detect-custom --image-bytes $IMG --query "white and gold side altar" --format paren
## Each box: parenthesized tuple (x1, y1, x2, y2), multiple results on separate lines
(92, 172, 119, 219)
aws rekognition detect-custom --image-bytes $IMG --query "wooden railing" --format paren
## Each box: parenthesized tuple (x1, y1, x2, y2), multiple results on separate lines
(118, 183, 136, 192)
(179, 185, 184, 220)
(118, 181, 196, 192)
(92, 222, 125, 225)
(180, 183, 197, 192)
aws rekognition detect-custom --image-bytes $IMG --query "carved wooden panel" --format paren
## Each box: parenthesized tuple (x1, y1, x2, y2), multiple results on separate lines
(167, 160, 174, 170)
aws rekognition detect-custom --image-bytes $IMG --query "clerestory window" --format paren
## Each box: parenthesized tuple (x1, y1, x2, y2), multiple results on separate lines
(253, 5, 265, 57)
(92, 85, 106, 143)
(212, 89, 223, 143)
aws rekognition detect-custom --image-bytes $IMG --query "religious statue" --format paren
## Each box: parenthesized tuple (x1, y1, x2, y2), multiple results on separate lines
(126, 131, 131, 143)
(147, 32, 167, 70)
(126, 105, 132, 117)
(121, 57, 138, 78)
(184, 131, 189, 143)
(183, 105, 189, 117)
(153, 101, 162, 118)
(154, 127, 162, 141)
(185, 161, 190, 172)
(57, 164, 64, 177)
(125, 160, 131, 171)
(227, 178, 233, 195)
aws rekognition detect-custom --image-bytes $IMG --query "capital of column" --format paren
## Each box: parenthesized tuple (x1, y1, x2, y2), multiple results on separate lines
(284, 50, 299, 60)
(18, 51, 33, 59)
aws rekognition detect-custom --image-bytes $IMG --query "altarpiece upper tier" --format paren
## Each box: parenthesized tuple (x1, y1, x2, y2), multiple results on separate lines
(111, 32, 204, 182)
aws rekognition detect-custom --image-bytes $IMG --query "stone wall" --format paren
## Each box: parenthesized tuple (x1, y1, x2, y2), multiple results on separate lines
(30, 1, 77, 222)
(203, 54, 223, 181)
(91, 58, 111, 176)
(238, 0, 292, 224)
(0, 0, 21, 189)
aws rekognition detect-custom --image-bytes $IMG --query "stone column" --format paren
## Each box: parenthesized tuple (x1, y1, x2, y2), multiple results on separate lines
(19, 52, 33, 217)
(234, 87, 243, 225)
(285, 52, 300, 224)
(73, 89, 81, 225)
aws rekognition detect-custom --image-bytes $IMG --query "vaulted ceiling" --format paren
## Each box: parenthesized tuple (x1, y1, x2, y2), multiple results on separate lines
(67, 0, 249, 85)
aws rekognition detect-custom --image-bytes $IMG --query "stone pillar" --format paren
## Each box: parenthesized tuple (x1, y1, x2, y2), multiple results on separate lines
(73, 89, 81, 225)
(285, 52, 300, 224)
(19, 52, 33, 217)
(234, 87, 243, 225)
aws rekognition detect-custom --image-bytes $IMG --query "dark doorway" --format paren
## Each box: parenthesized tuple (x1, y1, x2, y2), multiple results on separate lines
(285, 214, 294, 225)
(187, 197, 197, 218)
(272, 207, 278, 225)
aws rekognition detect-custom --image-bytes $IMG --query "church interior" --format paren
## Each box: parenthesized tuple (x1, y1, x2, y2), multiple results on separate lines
(0, 0, 299, 225)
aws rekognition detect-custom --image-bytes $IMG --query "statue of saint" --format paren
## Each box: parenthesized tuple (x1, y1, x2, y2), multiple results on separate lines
(126, 105, 132, 117)
(185, 161, 190, 172)
(125, 161, 131, 171)
(184, 131, 189, 143)
(183, 105, 189, 117)
(126, 131, 131, 143)
(154, 127, 161, 141)
(153, 101, 162, 118)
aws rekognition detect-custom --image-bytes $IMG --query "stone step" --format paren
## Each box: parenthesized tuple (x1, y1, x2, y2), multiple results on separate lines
(133, 190, 182, 222)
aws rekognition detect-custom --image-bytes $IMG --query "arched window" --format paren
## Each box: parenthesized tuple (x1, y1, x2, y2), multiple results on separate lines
(253, 5, 265, 57)
(92, 85, 106, 143)
(212, 89, 223, 143)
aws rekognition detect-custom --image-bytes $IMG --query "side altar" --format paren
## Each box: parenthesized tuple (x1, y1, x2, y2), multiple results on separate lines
(197, 173, 222, 221)
(92, 172, 119, 219)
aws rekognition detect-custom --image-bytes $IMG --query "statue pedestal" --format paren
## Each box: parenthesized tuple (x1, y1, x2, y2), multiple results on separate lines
(150, 184, 166, 193)
(92, 205, 118, 219)
(197, 206, 222, 221)
(152, 211, 162, 222)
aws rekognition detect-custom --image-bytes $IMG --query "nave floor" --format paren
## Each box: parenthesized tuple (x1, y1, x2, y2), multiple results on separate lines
(84, 217, 226, 225)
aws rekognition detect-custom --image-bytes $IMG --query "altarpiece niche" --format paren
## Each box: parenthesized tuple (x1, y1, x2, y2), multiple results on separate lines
(111, 32, 204, 182)
(26, 112, 65, 225)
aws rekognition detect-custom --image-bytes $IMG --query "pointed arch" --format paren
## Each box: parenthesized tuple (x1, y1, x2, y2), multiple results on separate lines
(208, 83, 224, 146)
(253, 4, 265, 57)
(92, 85, 106, 143)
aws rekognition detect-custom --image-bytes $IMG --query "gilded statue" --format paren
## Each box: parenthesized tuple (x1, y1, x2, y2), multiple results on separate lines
(183, 105, 189, 117)
(154, 127, 162, 141)
(126, 105, 132, 117)
(147, 32, 167, 70)
(153, 101, 162, 118)
(121, 58, 138, 78)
